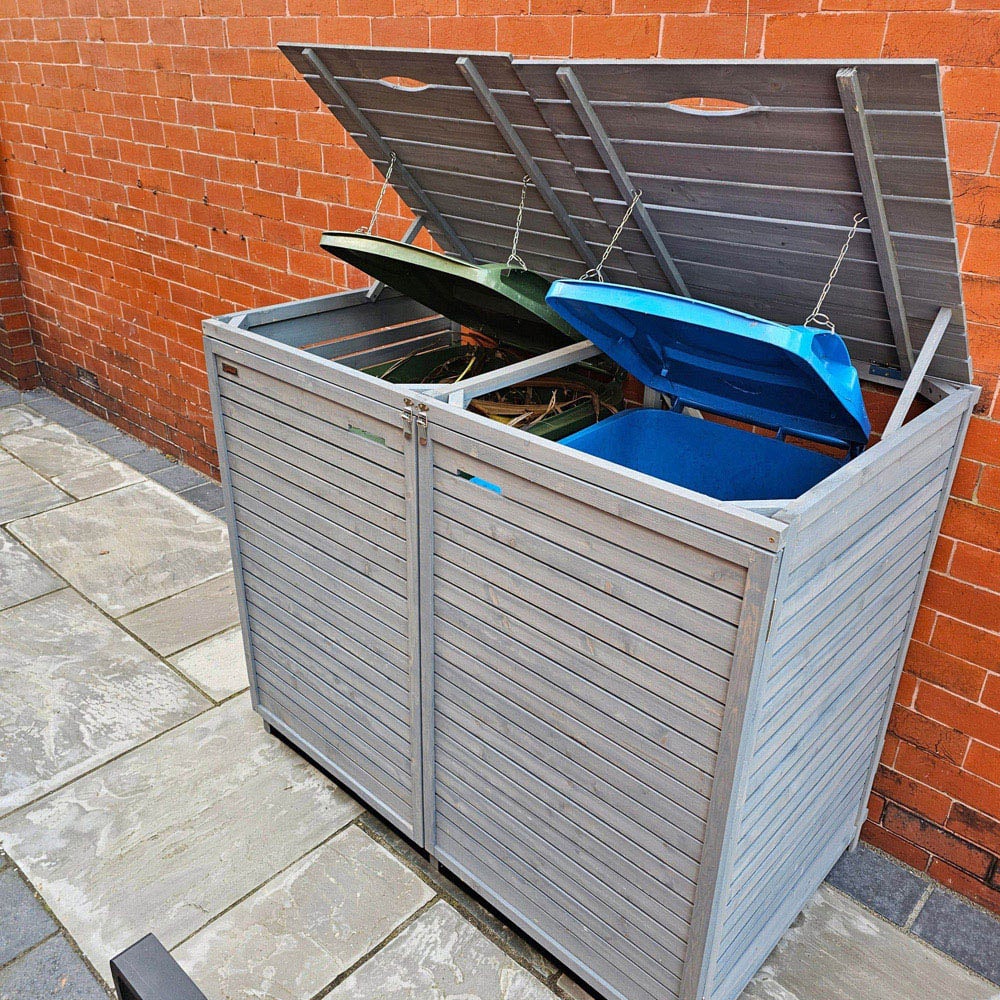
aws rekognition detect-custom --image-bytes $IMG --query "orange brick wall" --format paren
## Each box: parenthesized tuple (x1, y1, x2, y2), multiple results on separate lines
(1, 3, 998, 910)
(0, 194, 36, 388)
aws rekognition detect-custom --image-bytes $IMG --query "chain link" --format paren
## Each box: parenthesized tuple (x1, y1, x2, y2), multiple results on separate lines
(506, 175, 531, 269)
(580, 189, 642, 282)
(357, 153, 397, 235)
(804, 212, 868, 332)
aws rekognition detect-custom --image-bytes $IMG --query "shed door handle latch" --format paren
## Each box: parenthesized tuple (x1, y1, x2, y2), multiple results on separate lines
(401, 400, 429, 445)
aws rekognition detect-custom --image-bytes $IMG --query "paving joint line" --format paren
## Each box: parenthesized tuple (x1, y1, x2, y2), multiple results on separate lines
(168, 812, 366, 955)
(351, 812, 563, 989)
(0, 531, 227, 719)
(903, 882, 936, 932)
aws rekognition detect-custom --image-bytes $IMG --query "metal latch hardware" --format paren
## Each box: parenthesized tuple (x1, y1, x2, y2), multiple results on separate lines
(401, 398, 414, 438)
(416, 403, 429, 445)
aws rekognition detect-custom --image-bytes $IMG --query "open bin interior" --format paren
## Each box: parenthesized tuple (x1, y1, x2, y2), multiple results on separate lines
(275, 45, 971, 510)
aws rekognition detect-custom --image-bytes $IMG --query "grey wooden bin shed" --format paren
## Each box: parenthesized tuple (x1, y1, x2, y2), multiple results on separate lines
(203, 47, 978, 1000)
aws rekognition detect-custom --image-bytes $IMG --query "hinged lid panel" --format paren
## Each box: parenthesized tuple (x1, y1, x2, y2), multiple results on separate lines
(281, 45, 971, 385)
(320, 232, 578, 352)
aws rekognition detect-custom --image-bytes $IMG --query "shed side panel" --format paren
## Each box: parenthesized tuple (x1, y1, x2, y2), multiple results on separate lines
(705, 392, 971, 1000)
(425, 415, 765, 1000)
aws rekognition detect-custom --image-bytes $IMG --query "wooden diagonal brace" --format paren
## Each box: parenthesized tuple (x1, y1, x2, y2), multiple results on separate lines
(838, 67, 914, 373)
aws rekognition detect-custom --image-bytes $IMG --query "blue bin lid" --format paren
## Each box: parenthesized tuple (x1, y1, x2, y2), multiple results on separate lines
(546, 281, 871, 449)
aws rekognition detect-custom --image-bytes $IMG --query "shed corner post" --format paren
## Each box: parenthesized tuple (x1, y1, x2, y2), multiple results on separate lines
(202, 329, 263, 716)
(848, 381, 978, 849)
(679, 540, 789, 1000)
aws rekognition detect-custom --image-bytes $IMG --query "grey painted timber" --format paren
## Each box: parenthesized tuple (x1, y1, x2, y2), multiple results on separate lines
(205, 47, 977, 1000)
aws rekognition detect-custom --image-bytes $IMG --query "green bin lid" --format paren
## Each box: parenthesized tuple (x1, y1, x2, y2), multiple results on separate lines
(320, 232, 578, 354)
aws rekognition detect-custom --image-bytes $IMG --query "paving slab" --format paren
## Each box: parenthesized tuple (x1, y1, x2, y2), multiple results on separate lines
(0, 866, 57, 965)
(0, 454, 70, 524)
(328, 900, 557, 1000)
(825, 844, 927, 925)
(72, 419, 118, 444)
(168, 627, 248, 701)
(1, 695, 363, 981)
(9, 481, 232, 616)
(120, 447, 173, 475)
(0, 934, 108, 1000)
(912, 889, 1000, 987)
(740, 884, 994, 1000)
(174, 825, 435, 1000)
(181, 481, 226, 513)
(0, 529, 62, 610)
(0, 589, 209, 815)
(151, 463, 211, 494)
(121, 573, 240, 656)
(1, 423, 113, 480)
(0, 404, 46, 437)
(0, 423, 143, 500)
(52, 460, 144, 500)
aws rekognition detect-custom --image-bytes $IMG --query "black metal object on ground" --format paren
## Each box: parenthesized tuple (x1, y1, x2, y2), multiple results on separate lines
(110, 934, 207, 1000)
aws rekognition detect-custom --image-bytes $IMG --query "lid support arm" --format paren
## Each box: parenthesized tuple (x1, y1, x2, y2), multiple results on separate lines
(366, 217, 425, 302)
(838, 67, 914, 373)
(302, 48, 475, 264)
(556, 66, 690, 298)
(456, 56, 600, 271)
(882, 306, 952, 437)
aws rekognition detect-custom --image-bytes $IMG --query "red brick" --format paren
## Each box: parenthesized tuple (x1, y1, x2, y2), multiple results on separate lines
(884, 13, 1000, 67)
(943, 68, 1000, 122)
(921, 571, 1000, 634)
(965, 741, 1000, 786)
(883, 803, 994, 877)
(951, 458, 981, 501)
(983, 673, 1000, 712)
(932, 615, 1000, 674)
(940, 495, 1000, 549)
(948, 802, 1000, 855)
(763, 13, 888, 58)
(897, 740, 1000, 818)
(659, 14, 764, 58)
(571, 14, 660, 57)
(873, 765, 952, 825)
(860, 820, 932, 872)
(979, 465, 1000, 510)
(916, 683, 1000, 750)
(950, 542, 1000, 590)
(889, 704, 971, 765)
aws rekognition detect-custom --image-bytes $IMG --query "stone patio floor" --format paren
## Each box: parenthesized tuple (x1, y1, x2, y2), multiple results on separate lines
(2, 385, 999, 1000)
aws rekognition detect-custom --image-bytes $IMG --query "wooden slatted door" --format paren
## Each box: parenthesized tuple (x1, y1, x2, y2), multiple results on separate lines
(206, 336, 427, 844)
(421, 404, 767, 1000)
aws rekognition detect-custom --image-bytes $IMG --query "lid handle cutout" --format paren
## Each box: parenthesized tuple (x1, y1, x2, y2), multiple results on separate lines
(378, 76, 433, 92)
(663, 97, 759, 117)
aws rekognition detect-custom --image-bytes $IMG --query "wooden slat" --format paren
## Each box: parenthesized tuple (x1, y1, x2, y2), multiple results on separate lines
(434, 767, 688, 983)
(435, 670, 706, 860)
(433, 601, 715, 821)
(433, 595, 719, 790)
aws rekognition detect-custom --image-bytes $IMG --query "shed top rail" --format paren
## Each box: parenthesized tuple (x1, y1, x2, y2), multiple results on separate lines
(280, 45, 970, 385)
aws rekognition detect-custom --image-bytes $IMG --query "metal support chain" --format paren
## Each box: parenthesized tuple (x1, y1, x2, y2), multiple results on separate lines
(580, 190, 642, 283)
(803, 212, 868, 332)
(357, 152, 397, 235)
(506, 175, 531, 270)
